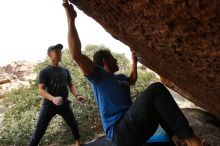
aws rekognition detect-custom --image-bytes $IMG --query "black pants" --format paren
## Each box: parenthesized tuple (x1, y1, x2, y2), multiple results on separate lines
(113, 82, 193, 146)
(29, 102, 80, 146)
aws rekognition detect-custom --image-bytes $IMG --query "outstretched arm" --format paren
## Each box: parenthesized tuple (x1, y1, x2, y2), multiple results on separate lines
(62, 0, 95, 76)
(129, 51, 138, 85)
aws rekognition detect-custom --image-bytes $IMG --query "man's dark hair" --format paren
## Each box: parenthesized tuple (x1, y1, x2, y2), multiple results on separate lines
(93, 49, 111, 67)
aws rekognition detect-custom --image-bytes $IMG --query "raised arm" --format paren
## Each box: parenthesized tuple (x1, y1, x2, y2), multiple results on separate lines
(129, 51, 138, 85)
(62, 0, 95, 76)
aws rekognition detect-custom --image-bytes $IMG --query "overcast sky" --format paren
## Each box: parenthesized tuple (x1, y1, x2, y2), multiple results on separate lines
(0, 0, 130, 66)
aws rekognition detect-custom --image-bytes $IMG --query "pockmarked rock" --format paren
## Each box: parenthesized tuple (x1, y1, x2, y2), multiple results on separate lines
(69, 0, 220, 119)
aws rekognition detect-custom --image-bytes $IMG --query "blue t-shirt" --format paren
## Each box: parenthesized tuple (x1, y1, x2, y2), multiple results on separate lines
(86, 66, 132, 140)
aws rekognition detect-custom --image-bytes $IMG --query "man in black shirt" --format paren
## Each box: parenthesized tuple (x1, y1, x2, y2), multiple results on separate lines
(29, 44, 84, 146)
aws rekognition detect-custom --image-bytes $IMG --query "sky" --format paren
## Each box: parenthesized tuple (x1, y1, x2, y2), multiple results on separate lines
(0, 0, 130, 66)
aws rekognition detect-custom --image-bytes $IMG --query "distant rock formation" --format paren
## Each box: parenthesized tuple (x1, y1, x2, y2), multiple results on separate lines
(0, 60, 37, 97)
(69, 0, 220, 119)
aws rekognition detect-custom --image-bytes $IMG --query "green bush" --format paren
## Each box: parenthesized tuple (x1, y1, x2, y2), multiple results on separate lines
(0, 86, 40, 145)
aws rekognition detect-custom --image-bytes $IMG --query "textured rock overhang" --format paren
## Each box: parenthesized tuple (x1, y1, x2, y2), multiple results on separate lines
(69, 0, 220, 119)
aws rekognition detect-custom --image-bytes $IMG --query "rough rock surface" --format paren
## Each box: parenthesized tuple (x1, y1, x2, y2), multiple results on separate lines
(69, 0, 220, 119)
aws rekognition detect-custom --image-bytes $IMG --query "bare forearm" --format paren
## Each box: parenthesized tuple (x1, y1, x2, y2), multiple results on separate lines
(67, 19, 82, 60)
(129, 51, 138, 85)
(39, 89, 55, 101)
(63, 0, 81, 59)
(130, 62, 137, 85)
(63, 1, 95, 76)
(67, 20, 95, 76)
(70, 84, 85, 102)
(70, 85, 79, 97)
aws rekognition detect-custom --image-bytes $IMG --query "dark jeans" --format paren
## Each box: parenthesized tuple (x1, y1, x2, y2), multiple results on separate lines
(113, 82, 193, 146)
(29, 102, 80, 146)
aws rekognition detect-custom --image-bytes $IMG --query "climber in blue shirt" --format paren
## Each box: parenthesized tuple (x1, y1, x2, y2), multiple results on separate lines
(62, 0, 204, 146)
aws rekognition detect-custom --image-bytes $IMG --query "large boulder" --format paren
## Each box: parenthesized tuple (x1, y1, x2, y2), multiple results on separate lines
(69, 0, 220, 119)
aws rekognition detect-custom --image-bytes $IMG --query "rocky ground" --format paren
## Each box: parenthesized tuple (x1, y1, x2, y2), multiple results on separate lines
(182, 108, 220, 146)
(167, 89, 220, 146)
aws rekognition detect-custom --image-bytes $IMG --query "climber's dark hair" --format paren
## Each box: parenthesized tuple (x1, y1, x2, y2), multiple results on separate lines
(93, 49, 111, 67)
